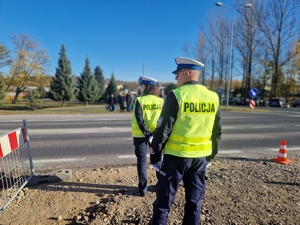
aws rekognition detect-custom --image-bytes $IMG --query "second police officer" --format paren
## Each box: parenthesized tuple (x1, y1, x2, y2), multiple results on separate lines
(131, 75, 163, 197)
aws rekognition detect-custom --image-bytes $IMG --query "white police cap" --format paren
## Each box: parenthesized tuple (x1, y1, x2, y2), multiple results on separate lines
(138, 75, 157, 85)
(172, 57, 204, 74)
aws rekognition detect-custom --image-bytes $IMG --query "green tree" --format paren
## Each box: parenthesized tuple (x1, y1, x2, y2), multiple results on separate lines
(36, 85, 46, 99)
(77, 57, 102, 105)
(7, 34, 49, 103)
(0, 48, 8, 103)
(0, 44, 12, 73)
(0, 75, 6, 101)
(103, 73, 118, 102)
(49, 44, 76, 107)
(26, 88, 44, 110)
(94, 65, 105, 99)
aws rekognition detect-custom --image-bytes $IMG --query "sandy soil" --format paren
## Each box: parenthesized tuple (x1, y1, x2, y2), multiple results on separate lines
(1, 155, 299, 225)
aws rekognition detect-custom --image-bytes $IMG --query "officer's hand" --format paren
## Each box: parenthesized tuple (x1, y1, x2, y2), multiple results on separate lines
(206, 161, 212, 168)
(151, 162, 161, 172)
(147, 136, 153, 145)
(150, 147, 161, 164)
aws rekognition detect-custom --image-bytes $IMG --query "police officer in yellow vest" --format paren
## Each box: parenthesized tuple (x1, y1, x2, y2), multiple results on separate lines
(150, 57, 222, 225)
(131, 75, 163, 197)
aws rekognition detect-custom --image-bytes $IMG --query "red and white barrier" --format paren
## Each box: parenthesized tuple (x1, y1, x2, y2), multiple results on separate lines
(249, 100, 255, 109)
(0, 128, 27, 158)
(0, 120, 34, 213)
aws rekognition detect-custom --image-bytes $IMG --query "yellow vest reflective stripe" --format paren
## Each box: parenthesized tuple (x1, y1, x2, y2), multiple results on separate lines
(131, 95, 163, 137)
(168, 133, 212, 143)
(131, 123, 157, 136)
(164, 84, 219, 158)
(164, 141, 212, 158)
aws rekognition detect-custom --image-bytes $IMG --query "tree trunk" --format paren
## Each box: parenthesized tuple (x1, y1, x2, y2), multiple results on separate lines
(12, 88, 22, 104)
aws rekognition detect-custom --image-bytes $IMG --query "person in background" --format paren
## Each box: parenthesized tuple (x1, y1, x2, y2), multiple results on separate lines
(126, 91, 133, 112)
(108, 93, 115, 111)
(149, 57, 222, 225)
(131, 75, 163, 197)
(159, 89, 165, 99)
(118, 92, 125, 112)
(130, 93, 135, 110)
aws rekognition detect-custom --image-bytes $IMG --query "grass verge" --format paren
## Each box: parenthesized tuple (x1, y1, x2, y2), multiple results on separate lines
(0, 101, 270, 114)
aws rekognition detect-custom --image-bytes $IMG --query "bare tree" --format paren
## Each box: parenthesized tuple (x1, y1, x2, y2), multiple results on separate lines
(234, 0, 263, 97)
(216, 17, 230, 95)
(207, 16, 217, 91)
(195, 31, 208, 85)
(181, 28, 209, 86)
(201, 12, 230, 97)
(295, 40, 300, 83)
(181, 41, 192, 56)
(7, 34, 49, 103)
(257, 0, 300, 98)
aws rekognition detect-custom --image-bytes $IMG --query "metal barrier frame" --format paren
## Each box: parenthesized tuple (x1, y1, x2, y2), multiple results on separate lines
(0, 120, 34, 212)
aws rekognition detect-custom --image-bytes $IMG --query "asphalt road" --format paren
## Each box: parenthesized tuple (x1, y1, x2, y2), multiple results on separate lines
(0, 107, 299, 170)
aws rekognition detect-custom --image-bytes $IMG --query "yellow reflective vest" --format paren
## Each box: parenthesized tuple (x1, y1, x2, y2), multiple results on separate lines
(131, 95, 163, 137)
(164, 84, 219, 158)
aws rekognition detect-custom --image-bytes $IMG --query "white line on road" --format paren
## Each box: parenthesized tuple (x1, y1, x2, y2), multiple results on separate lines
(117, 147, 300, 160)
(118, 150, 244, 159)
(33, 157, 86, 163)
(118, 155, 138, 159)
(269, 147, 299, 151)
(31, 147, 299, 165)
(222, 126, 237, 130)
(253, 126, 277, 129)
(27, 127, 131, 134)
(4, 123, 296, 135)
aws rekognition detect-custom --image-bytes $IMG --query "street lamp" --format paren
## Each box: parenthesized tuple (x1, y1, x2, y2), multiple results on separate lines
(215, 2, 252, 109)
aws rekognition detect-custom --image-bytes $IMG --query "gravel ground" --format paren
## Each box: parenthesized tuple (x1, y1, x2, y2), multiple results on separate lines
(1, 155, 299, 225)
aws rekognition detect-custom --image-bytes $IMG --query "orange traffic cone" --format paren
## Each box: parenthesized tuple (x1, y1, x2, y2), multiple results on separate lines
(272, 140, 291, 165)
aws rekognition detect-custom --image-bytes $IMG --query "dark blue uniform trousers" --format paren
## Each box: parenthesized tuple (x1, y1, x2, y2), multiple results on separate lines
(151, 154, 207, 225)
(133, 138, 148, 195)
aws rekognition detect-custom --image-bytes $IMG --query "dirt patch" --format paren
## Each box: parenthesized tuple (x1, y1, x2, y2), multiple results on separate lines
(1, 155, 300, 225)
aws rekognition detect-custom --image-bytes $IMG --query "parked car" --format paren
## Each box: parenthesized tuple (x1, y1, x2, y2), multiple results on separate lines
(240, 98, 264, 106)
(282, 102, 290, 108)
(241, 98, 249, 106)
(251, 98, 265, 106)
(292, 100, 300, 107)
(269, 98, 286, 107)
(229, 97, 243, 105)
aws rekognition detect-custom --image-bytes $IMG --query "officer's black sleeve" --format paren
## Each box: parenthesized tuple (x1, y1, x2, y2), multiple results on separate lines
(151, 91, 178, 154)
(207, 106, 222, 161)
(135, 99, 151, 139)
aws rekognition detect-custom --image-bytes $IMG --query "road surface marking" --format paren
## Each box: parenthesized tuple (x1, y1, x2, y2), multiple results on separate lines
(33, 157, 86, 163)
(253, 126, 276, 129)
(27, 127, 131, 134)
(118, 150, 243, 159)
(117, 147, 300, 160)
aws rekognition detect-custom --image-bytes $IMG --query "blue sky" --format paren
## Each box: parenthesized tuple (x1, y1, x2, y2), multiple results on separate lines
(0, 0, 233, 83)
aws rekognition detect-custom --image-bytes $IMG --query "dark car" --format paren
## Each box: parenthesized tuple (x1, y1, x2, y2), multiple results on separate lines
(253, 98, 265, 106)
(269, 98, 286, 107)
(240, 97, 265, 106)
(229, 97, 243, 105)
(292, 99, 300, 107)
